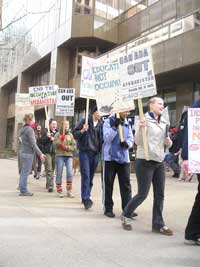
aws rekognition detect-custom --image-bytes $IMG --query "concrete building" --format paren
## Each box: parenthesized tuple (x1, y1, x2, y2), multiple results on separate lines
(0, 0, 200, 150)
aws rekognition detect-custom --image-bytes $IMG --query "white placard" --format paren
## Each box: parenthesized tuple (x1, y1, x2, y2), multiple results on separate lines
(92, 61, 134, 115)
(15, 93, 34, 123)
(119, 47, 157, 100)
(55, 88, 75, 116)
(29, 85, 58, 105)
(188, 108, 200, 173)
(80, 56, 96, 98)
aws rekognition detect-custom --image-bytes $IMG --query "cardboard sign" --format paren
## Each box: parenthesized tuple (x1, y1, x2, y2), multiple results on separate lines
(15, 93, 34, 123)
(29, 85, 58, 105)
(188, 108, 200, 173)
(119, 47, 157, 100)
(80, 56, 96, 98)
(92, 61, 134, 115)
(55, 88, 75, 116)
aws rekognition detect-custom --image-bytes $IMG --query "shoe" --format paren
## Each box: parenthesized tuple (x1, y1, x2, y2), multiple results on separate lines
(121, 214, 132, 231)
(67, 190, 75, 198)
(48, 188, 53, 193)
(58, 192, 64, 198)
(172, 173, 180, 178)
(184, 238, 200, 246)
(104, 211, 115, 218)
(131, 212, 138, 219)
(152, 226, 173, 236)
(83, 199, 93, 209)
(36, 172, 41, 179)
(19, 192, 34, 196)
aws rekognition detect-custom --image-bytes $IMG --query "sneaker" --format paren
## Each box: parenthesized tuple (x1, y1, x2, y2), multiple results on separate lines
(104, 211, 115, 218)
(152, 226, 173, 236)
(36, 172, 41, 179)
(131, 212, 138, 219)
(184, 238, 200, 246)
(58, 192, 64, 198)
(48, 188, 53, 193)
(67, 190, 75, 198)
(121, 214, 132, 231)
(83, 199, 93, 209)
(19, 192, 34, 196)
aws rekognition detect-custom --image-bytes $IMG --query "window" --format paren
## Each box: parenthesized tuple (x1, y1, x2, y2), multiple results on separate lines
(74, 0, 93, 14)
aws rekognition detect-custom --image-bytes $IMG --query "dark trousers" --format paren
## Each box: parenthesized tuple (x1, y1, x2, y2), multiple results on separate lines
(185, 174, 200, 240)
(169, 153, 180, 175)
(79, 150, 99, 201)
(124, 159, 166, 229)
(102, 161, 132, 212)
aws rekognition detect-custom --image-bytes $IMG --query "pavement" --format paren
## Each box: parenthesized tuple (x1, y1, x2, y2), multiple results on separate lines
(0, 158, 199, 267)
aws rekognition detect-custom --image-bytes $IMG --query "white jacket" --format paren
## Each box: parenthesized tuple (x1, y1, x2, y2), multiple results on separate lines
(135, 112, 171, 162)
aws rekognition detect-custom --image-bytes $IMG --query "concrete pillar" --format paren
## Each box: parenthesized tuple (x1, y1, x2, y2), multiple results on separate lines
(0, 87, 9, 149)
(176, 82, 193, 122)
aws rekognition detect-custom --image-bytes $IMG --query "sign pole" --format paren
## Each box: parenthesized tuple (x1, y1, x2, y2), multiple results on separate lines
(85, 98, 90, 125)
(62, 116, 66, 135)
(138, 98, 149, 161)
(116, 113, 124, 142)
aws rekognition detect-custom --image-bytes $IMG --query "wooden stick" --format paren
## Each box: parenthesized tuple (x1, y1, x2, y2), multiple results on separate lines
(62, 116, 66, 135)
(85, 98, 90, 125)
(44, 105, 50, 133)
(116, 113, 124, 142)
(138, 98, 149, 161)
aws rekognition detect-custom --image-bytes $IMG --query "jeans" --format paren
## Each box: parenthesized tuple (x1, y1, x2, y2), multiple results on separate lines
(19, 153, 34, 193)
(124, 159, 166, 229)
(79, 150, 99, 201)
(55, 156, 73, 185)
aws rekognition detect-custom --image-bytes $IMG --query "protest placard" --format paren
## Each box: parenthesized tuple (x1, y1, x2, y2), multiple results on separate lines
(15, 93, 34, 123)
(188, 108, 200, 173)
(29, 85, 58, 105)
(92, 61, 134, 115)
(55, 88, 75, 117)
(119, 47, 157, 100)
(80, 56, 96, 99)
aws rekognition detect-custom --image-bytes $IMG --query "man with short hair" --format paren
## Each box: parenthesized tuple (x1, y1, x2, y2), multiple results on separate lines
(73, 106, 103, 209)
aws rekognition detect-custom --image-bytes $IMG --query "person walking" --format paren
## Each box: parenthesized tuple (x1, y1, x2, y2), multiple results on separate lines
(102, 111, 134, 218)
(73, 106, 103, 209)
(121, 97, 173, 235)
(33, 124, 43, 179)
(53, 120, 77, 198)
(182, 99, 200, 246)
(39, 119, 58, 192)
(18, 113, 45, 196)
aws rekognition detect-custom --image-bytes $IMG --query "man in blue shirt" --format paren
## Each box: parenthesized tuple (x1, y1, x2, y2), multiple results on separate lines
(102, 111, 134, 218)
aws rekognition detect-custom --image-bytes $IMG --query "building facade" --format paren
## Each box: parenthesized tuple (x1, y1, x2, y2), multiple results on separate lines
(0, 0, 200, 150)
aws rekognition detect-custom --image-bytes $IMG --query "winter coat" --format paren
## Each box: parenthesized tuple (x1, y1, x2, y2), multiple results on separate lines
(72, 115, 103, 153)
(18, 124, 42, 156)
(53, 130, 76, 157)
(135, 112, 171, 162)
(39, 129, 58, 155)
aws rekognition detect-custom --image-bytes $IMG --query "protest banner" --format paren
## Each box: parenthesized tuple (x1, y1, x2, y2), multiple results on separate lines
(55, 88, 75, 117)
(92, 61, 134, 116)
(55, 88, 75, 135)
(119, 47, 157, 100)
(29, 85, 58, 105)
(15, 93, 34, 123)
(188, 108, 200, 173)
(80, 56, 97, 124)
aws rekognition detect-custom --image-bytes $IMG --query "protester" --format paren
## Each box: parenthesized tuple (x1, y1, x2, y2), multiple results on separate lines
(33, 124, 43, 179)
(181, 99, 200, 246)
(39, 119, 58, 192)
(18, 113, 45, 196)
(102, 111, 134, 218)
(168, 127, 181, 178)
(121, 97, 173, 235)
(73, 106, 103, 209)
(53, 120, 77, 198)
